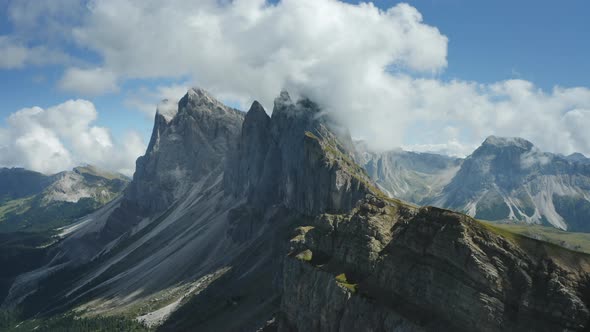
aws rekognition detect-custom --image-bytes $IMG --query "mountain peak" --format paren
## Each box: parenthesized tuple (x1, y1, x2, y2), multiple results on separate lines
(178, 87, 230, 114)
(482, 135, 533, 150)
(566, 152, 588, 162)
(187, 86, 216, 101)
(275, 90, 293, 107)
(225, 91, 374, 215)
(272, 91, 323, 123)
(246, 100, 268, 119)
(127, 87, 245, 216)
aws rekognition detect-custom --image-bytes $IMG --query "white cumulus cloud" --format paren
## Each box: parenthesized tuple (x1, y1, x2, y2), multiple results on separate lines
(62, 0, 590, 156)
(3, 0, 590, 158)
(0, 100, 146, 175)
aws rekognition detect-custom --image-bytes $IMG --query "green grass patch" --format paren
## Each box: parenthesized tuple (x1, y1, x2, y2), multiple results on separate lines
(75, 165, 128, 181)
(0, 197, 34, 221)
(295, 249, 313, 262)
(480, 221, 590, 254)
(479, 221, 523, 244)
(335, 273, 357, 293)
(304, 131, 319, 140)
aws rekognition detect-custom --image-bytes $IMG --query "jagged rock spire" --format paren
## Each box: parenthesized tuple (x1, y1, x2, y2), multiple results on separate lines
(224, 91, 376, 215)
(101, 88, 245, 242)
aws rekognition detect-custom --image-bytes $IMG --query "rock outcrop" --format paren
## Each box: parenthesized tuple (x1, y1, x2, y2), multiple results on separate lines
(127, 88, 244, 214)
(42, 166, 127, 205)
(225, 92, 375, 215)
(283, 195, 590, 331)
(98, 88, 245, 243)
(428, 136, 590, 231)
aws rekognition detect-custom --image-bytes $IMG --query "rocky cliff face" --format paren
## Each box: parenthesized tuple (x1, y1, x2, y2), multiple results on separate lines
(428, 136, 590, 231)
(127, 88, 244, 214)
(225, 91, 375, 215)
(97, 88, 245, 243)
(282, 195, 590, 331)
(42, 166, 128, 205)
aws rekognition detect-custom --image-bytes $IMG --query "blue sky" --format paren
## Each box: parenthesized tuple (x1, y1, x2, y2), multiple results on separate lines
(0, 0, 589, 174)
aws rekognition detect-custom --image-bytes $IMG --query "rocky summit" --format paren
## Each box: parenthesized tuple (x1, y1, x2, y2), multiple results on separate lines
(362, 135, 590, 232)
(0, 165, 128, 232)
(2, 89, 590, 331)
(428, 136, 590, 232)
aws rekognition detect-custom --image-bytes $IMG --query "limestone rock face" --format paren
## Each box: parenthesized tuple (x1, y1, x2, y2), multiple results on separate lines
(428, 136, 590, 231)
(223, 101, 272, 198)
(127, 88, 244, 214)
(100, 88, 244, 243)
(42, 166, 127, 205)
(282, 195, 590, 331)
(356, 144, 462, 204)
(225, 92, 375, 215)
(362, 135, 590, 232)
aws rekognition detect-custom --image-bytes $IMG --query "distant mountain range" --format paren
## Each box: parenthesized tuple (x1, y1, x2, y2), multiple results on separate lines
(356, 144, 462, 204)
(358, 136, 590, 232)
(0, 166, 128, 232)
(2, 88, 590, 331)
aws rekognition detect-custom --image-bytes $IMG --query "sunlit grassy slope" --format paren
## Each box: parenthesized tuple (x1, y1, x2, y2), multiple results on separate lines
(481, 221, 590, 254)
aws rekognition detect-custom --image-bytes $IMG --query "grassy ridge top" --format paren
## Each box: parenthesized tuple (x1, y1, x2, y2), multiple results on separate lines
(481, 221, 590, 255)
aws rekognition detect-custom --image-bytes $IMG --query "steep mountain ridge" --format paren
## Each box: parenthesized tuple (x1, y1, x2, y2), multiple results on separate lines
(356, 145, 462, 203)
(0, 168, 52, 203)
(84, 88, 246, 251)
(127, 87, 245, 215)
(3, 89, 590, 331)
(1, 88, 247, 324)
(566, 153, 590, 164)
(43, 166, 127, 205)
(225, 92, 375, 215)
(0, 166, 128, 232)
(429, 136, 590, 231)
(362, 136, 590, 232)
(282, 196, 590, 331)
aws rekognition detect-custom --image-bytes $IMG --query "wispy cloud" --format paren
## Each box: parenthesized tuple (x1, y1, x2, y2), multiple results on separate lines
(58, 67, 119, 96)
(124, 82, 191, 118)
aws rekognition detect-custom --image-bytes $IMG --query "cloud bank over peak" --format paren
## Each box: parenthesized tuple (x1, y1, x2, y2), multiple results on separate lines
(0, 100, 146, 175)
(3, 0, 590, 168)
(63, 0, 590, 156)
